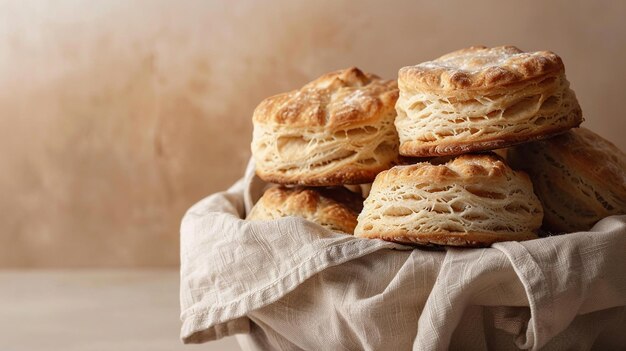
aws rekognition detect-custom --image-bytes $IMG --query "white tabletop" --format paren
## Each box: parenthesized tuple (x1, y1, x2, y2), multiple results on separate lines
(0, 270, 240, 351)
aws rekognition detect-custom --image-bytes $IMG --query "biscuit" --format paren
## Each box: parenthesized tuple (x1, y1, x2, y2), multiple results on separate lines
(251, 67, 399, 186)
(247, 186, 364, 234)
(354, 154, 543, 246)
(396, 46, 583, 157)
(508, 128, 626, 232)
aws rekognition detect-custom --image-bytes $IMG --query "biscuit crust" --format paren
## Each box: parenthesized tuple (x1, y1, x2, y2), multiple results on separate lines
(398, 122, 576, 157)
(509, 128, 626, 232)
(396, 46, 582, 157)
(255, 166, 384, 187)
(254, 67, 398, 128)
(398, 46, 564, 92)
(354, 154, 543, 246)
(247, 186, 364, 234)
(252, 67, 399, 185)
(358, 231, 537, 248)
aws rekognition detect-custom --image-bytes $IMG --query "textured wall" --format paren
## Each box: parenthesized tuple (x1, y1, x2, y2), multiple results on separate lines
(1, 0, 624, 267)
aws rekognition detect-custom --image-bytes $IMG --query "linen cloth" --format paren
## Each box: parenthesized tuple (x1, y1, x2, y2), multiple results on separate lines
(180, 160, 626, 350)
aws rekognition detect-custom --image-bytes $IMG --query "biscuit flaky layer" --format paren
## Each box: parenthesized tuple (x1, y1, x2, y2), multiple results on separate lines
(247, 186, 364, 234)
(396, 46, 582, 157)
(509, 128, 626, 233)
(354, 154, 543, 247)
(252, 67, 400, 185)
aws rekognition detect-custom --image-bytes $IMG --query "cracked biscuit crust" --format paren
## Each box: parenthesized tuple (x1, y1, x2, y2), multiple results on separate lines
(399, 46, 564, 92)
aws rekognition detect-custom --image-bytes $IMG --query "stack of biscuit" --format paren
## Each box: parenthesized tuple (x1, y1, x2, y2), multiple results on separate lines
(248, 46, 626, 246)
(248, 67, 400, 234)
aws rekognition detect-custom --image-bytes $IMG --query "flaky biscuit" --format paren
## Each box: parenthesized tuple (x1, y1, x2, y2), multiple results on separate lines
(396, 46, 582, 157)
(509, 128, 626, 232)
(252, 67, 399, 186)
(247, 186, 364, 234)
(354, 154, 543, 247)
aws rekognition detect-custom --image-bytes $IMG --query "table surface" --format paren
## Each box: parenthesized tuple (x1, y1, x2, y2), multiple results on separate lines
(0, 270, 240, 351)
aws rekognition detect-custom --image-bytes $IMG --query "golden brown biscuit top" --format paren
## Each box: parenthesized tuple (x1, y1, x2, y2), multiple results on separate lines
(399, 46, 564, 92)
(546, 128, 626, 196)
(376, 154, 513, 183)
(253, 67, 398, 129)
(248, 186, 364, 229)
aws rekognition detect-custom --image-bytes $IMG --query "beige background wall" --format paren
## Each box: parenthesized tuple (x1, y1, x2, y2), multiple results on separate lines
(1, 0, 624, 267)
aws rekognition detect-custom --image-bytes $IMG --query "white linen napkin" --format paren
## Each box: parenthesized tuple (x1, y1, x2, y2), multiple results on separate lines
(180, 160, 626, 350)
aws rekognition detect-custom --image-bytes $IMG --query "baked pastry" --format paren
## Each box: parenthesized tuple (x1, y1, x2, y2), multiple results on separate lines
(354, 154, 543, 246)
(395, 46, 583, 157)
(251, 67, 399, 186)
(247, 186, 364, 234)
(508, 128, 626, 232)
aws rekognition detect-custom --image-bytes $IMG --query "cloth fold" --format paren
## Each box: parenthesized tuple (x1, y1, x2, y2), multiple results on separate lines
(180, 159, 626, 350)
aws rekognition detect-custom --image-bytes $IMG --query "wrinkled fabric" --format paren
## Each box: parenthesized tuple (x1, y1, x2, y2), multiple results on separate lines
(180, 160, 626, 350)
